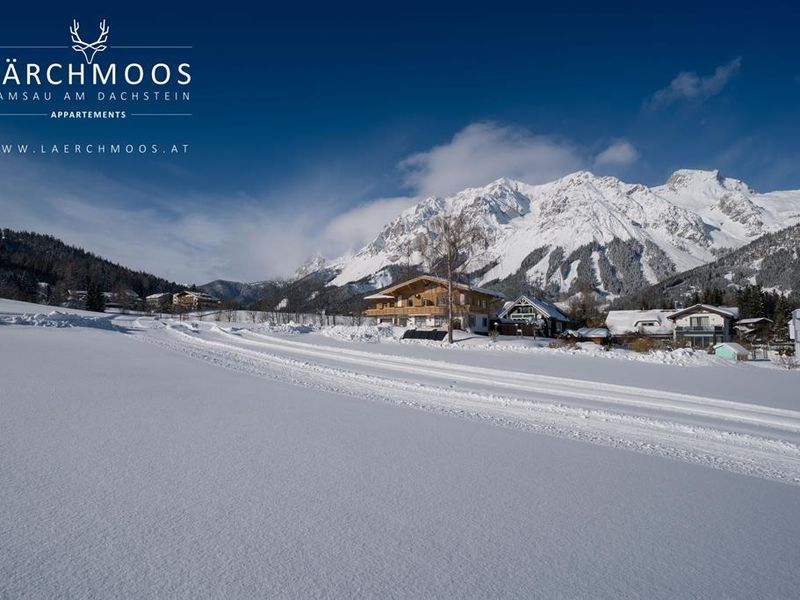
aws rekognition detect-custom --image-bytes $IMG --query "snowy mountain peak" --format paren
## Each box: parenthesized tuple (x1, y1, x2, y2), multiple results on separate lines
(293, 252, 328, 280)
(319, 170, 800, 298)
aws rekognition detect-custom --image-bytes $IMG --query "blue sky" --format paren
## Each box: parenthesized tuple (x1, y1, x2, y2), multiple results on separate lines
(1, 1, 799, 282)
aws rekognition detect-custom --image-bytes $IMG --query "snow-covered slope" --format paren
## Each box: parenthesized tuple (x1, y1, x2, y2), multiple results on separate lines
(636, 223, 800, 303)
(307, 170, 800, 298)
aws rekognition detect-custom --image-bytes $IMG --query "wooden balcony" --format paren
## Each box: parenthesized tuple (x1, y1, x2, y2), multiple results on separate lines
(364, 304, 486, 317)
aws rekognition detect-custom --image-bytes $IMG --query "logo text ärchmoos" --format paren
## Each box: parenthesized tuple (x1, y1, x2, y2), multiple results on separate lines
(1, 20, 191, 86)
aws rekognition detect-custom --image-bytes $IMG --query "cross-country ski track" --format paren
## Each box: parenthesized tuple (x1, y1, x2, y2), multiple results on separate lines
(130, 319, 800, 485)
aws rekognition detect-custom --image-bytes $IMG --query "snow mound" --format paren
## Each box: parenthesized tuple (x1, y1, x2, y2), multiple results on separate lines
(0, 311, 117, 330)
(399, 336, 719, 367)
(320, 323, 397, 343)
(255, 321, 316, 335)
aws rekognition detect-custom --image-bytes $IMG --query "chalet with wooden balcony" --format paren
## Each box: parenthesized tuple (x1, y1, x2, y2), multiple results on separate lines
(363, 275, 505, 333)
(667, 303, 739, 349)
(495, 295, 569, 337)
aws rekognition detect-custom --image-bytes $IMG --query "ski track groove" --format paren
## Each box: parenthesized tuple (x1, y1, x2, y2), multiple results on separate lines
(128, 321, 800, 486)
(227, 327, 800, 434)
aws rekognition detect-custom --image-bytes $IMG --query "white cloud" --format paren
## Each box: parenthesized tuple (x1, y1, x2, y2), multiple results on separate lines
(594, 140, 639, 167)
(320, 196, 417, 254)
(399, 122, 583, 197)
(0, 122, 640, 283)
(0, 161, 333, 283)
(646, 57, 742, 110)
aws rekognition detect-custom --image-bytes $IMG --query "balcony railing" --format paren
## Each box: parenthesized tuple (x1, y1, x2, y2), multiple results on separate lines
(675, 326, 723, 334)
(364, 305, 485, 317)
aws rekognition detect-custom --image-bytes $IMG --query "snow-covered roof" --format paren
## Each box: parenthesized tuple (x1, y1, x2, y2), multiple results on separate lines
(579, 327, 609, 338)
(605, 309, 675, 335)
(713, 342, 749, 355)
(365, 275, 505, 300)
(146, 292, 172, 300)
(735, 317, 772, 325)
(497, 295, 569, 321)
(363, 293, 395, 300)
(565, 327, 609, 338)
(667, 304, 739, 321)
(175, 290, 219, 301)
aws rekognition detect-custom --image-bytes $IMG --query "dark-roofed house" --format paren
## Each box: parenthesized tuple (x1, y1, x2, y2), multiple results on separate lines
(363, 275, 505, 334)
(667, 304, 739, 349)
(733, 317, 773, 344)
(495, 295, 569, 337)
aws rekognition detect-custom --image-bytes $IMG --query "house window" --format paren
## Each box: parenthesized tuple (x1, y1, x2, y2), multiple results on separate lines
(396, 296, 403, 308)
(482, 317, 488, 327)
(459, 293, 466, 305)
(690, 316, 710, 329)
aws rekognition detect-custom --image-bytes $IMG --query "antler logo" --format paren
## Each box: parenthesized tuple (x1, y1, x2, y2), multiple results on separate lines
(69, 19, 109, 64)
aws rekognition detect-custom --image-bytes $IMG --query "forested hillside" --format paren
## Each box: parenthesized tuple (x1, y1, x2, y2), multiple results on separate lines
(0, 229, 182, 304)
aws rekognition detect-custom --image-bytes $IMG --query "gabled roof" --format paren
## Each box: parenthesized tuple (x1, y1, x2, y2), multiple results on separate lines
(497, 295, 568, 321)
(363, 275, 505, 300)
(735, 317, 772, 325)
(666, 304, 739, 321)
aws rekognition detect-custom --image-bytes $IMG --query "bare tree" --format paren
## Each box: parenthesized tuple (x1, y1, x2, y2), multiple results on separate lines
(417, 211, 489, 343)
(567, 280, 603, 326)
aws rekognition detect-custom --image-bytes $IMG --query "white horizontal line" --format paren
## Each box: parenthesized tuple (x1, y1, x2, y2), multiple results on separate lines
(0, 113, 48, 116)
(130, 113, 192, 116)
(0, 45, 191, 49)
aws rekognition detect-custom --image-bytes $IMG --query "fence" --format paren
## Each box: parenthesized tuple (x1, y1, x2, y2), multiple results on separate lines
(160, 309, 363, 327)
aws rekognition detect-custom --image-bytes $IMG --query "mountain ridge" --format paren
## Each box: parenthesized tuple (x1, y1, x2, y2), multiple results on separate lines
(299, 169, 800, 301)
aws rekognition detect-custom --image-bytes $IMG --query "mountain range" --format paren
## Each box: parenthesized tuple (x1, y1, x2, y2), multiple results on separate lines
(284, 169, 800, 306)
(4, 169, 800, 314)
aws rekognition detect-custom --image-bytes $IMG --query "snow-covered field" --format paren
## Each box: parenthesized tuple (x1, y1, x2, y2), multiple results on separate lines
(2, 298, 799, 598)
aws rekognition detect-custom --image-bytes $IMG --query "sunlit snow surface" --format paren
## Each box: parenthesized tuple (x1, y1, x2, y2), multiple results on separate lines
(2, 299, 799, 598)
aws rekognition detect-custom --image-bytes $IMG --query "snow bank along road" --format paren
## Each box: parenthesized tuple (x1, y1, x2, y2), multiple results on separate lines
(127, 318, 800, 486)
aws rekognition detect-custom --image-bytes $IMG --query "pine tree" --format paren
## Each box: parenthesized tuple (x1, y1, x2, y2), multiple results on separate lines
(85, 280, 106, 312)
(773, 295, 791, 341)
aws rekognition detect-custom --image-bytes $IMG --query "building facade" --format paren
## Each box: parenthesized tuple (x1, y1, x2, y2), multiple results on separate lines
(172, 290, 220, 311)
(495, 295, 568, 337)
(791, 309, 800, 356)
(667, 304, 739, 349)
(363, 275, 504, 334)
